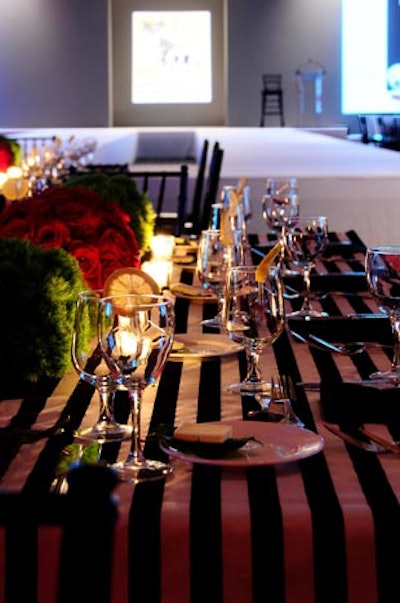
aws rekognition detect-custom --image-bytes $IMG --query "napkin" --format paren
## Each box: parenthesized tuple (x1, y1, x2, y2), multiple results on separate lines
(320, 380, 400, 436)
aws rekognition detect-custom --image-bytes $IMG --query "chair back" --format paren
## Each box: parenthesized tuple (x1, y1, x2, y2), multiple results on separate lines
(188, 139, 209, 234)
(130, 164, 189, 236)
(199, 142, 224, 233)
(262, 73, 283, 92)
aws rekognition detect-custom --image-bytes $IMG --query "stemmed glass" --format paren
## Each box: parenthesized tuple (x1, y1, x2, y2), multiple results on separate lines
(98, 293, 175, 482)
(262, 177, 300, 279)
(71, 289, 132, 443)
(365, 246, 400, 382)
(262, 177, 299, 238)
(283, 215, 329, 318)
(223, 264, 285, 395)
(196, 228, 245, 329)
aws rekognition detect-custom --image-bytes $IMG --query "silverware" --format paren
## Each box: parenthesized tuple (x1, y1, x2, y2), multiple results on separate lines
(321, 421, 386, 453)
(249, 375, 305, 428)
(290, 330, 390, 356)
(358, 427, 400, 454)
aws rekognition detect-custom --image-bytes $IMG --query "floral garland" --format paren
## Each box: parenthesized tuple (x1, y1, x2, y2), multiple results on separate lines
(0, 185, 141, 289)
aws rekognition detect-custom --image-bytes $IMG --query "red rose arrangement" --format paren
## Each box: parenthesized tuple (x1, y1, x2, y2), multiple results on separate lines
(0, 185, 141, 289)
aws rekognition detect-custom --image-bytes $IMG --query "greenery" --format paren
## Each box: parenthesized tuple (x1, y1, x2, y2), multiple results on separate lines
(62, 173, 156, 253)
(0, 238, 87, 383)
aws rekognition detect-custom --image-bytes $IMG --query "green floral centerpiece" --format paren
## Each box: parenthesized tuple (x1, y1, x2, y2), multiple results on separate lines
(0, 238, 87, 385)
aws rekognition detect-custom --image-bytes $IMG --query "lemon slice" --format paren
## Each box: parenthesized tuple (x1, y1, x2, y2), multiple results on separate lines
(104, 267, 160, 296)
(220, 210, 235, 246)
(103, 267, 160, 314)
(255, 241, 283, 283)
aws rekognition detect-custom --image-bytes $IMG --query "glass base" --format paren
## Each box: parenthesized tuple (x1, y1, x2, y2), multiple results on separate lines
(75, 421, 132, 444)
(201, 316, 223, 329)
(226, 380, 273, 396)
(369, 369, 400, 384)
(112, 459, 173, 483)
(286, 308, 329, 319)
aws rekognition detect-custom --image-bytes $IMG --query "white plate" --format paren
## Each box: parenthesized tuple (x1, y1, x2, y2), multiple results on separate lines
(169, 283, 217, 303)
(170, 334, 242, 360)
(160, 419, 324, 467)
(172, 254, 197, 265)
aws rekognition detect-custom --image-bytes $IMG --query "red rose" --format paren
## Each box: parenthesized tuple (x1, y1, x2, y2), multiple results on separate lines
(32, 220, 71, 249)
(69, 243, 103, 289)
(0, 184, 142, 288)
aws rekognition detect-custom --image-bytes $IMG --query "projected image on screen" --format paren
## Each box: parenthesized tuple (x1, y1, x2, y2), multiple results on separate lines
(131, 11, 212, 104)
(342, 0, 400, 113)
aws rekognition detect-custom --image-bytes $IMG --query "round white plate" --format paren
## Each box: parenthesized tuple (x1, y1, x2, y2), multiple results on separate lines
(170, 334, 242, 360)
(169, 283, 217, 303)
(160, 419, 324, 467)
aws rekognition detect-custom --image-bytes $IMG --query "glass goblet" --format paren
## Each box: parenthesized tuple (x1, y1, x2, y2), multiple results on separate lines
(98, 294, 175, 483)
(71, 289, 132, 443)
(283, 215, 329, 318)
(365, 246, 400, 382)
(223, 264, 285, 395)
(262, 177, 300, 279)
(196, 228, 245, 329)
(262, 177, 299, 238)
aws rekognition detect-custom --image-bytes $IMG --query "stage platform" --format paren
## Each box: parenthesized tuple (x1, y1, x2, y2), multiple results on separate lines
(5, 126, 400, 247)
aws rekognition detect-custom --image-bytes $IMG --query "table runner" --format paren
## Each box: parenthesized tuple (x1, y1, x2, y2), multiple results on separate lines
(1, 231, 400, 603)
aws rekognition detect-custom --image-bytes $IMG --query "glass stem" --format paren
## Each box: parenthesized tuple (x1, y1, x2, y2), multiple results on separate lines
(390, 311, 400, 372)
(301, 265, 313, 314)
(97, 380, 115, 424)
(127, 383, 145, 465)
(244, 342, 263, 384)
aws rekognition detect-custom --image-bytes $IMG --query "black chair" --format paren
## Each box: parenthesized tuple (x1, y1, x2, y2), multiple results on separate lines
(185, 138, 209, 235)
(0, 465, 118, 603)
(198, 142, 224, 233)
(128, 164, 189, 236)
(260, 73, 285, 127)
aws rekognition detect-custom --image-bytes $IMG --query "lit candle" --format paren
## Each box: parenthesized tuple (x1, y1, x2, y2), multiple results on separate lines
(142, 259, 173, 289)
(150, 235, 175, 260)
(2, 166, 28, 201)
(117, 330, 139, 356)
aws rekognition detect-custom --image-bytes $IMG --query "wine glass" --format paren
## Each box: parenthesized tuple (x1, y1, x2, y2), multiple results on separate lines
(98, 293, 175, 483)
(262, 177, 299, 238)
(223, 264, 285, 395)
(196, 228, 245, 329)
(71, 289, 132, 443)
(283, 215, 329, 318)
(365, 246, 400, 382)
(262, 177, 300, 279)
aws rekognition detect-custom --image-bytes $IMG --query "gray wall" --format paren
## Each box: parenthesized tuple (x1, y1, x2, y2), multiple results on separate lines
(0, 0, 360, 133)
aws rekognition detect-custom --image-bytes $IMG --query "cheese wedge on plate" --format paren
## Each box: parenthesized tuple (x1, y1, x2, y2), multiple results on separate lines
(174, 423, 232, 443)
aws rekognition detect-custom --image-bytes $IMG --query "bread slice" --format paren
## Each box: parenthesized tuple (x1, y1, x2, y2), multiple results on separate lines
(174, 423, 232, 444)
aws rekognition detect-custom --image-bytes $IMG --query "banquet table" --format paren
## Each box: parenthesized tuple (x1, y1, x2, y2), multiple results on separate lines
(1, 231, 400, 603)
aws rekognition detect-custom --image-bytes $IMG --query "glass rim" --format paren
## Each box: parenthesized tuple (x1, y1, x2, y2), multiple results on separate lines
(101, 293, 174, 306)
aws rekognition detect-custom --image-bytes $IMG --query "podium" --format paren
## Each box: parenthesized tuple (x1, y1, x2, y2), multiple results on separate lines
(295, 59, 326, 126)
